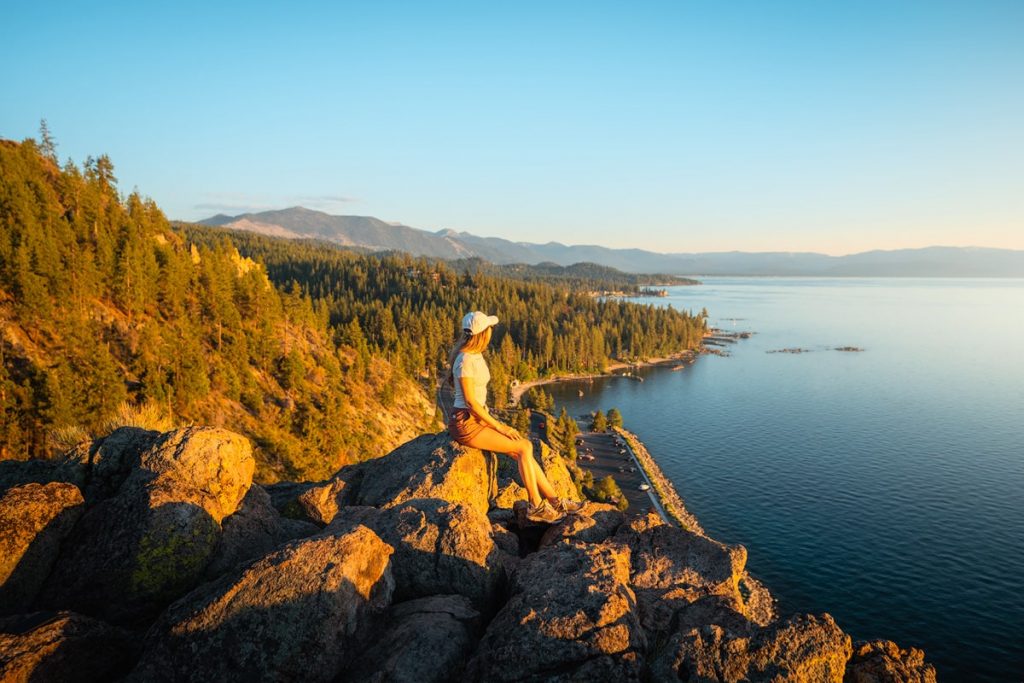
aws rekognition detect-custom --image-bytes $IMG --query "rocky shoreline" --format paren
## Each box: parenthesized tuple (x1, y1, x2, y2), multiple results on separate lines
(0, 425, 937, 681)
(511, 330, 759, 406)
(510, 350, 699, 406)
(613, 426, 704, 533)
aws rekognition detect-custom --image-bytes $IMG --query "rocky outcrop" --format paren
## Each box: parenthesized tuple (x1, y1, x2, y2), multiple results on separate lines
(536, 439, 580, 499)
(651, 613, 853, 682)
(466, 540, 647, 681)
(0, 425, 934, 681)
(0, 611, 136, 683)
(327, 498, 504, 609)
(39, 427, 254, 625)
(340, 594, 482, 683)
(131, 524, 394, 682)
(0, 483, 84, 612)
(846, 640, 937, 683)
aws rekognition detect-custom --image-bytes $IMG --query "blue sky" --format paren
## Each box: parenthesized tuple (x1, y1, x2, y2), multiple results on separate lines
(2, 1, 1022, 254)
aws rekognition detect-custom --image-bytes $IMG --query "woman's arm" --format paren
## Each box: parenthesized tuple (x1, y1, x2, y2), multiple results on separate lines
(459, 375, 519, 438)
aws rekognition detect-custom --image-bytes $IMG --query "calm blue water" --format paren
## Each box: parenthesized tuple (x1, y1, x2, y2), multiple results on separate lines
(545, 278, 1024, 682)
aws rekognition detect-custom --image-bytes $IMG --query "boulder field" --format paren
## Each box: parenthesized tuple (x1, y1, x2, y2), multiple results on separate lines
(0, 427, 936, 682)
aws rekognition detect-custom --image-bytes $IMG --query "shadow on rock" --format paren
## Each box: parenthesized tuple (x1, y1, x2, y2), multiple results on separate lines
(339, 594, 483, 683)
(327, 497, 507, 614)
(38, 427, 254, 626)
(0, 483, 85, 613)
(130, 524, 395, 682)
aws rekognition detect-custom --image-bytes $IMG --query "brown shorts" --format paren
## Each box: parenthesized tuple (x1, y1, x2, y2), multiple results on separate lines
(448, 408, 487, 444)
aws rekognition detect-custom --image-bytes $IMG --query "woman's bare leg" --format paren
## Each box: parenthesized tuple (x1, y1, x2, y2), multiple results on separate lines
(463, 427, 542, 505)
(529, 454, 560, 500)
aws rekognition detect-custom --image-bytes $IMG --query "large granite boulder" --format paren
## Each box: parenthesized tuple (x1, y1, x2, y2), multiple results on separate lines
(327, 498, 503, 609)
(354, 433, 497, 516)
(130, 524, 395, 683)
(613, 513, 762, 643)
(40, 427, 254, 625)
(845, 640, 937, 683)
(0, 482, 84, 612)
(650, 612, 853, 682)
(203, 484, 319, 578)
(614, 512, 747, 595)
(465, 540, 647, 681)
(340, 594, 482, 683)
(0, 611, 136, 683)
(269, 434, 498, 524)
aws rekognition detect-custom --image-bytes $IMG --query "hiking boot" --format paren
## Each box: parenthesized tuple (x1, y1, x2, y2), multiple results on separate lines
(526, 499, 565, 523)
(551, 497, 587, 515)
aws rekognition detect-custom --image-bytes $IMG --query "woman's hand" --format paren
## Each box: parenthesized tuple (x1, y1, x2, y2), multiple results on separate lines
(499, 424, 520, 439)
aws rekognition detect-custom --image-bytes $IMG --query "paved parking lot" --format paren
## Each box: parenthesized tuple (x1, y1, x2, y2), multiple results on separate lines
(574, 430, 667, 520)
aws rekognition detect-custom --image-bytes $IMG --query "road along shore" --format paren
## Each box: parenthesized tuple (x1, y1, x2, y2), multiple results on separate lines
(612, 426, 705, 533)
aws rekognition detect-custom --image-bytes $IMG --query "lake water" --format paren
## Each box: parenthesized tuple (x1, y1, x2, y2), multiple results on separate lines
(544, 278, 1023, 682)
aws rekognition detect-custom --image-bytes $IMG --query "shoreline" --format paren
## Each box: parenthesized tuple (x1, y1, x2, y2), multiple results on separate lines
(509, 350, 698, 406)
(515, 333, 739, 534)
(612, 426, 705, 534)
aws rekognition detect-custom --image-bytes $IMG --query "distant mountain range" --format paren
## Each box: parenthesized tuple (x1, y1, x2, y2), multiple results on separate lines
(198, 207, 1024, 277)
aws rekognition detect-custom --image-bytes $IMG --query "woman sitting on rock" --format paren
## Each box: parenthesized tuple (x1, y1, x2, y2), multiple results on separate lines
(446, 311, 585, 523)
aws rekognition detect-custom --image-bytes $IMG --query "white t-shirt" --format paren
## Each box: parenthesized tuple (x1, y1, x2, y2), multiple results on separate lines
(453, 351, 490, 410)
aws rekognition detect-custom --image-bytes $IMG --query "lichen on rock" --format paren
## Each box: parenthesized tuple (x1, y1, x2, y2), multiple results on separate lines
(0, 426, 938, 681)
(130, 524, 395, 682)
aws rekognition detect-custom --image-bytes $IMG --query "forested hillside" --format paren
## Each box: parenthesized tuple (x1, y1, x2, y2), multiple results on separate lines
(1, 134, 706, 482)
(179, 225, 708, 411)
(447, 258, 698, 291)
(0, 138, 431, 481)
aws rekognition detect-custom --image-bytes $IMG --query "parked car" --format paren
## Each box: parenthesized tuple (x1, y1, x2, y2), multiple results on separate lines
(638, 483, 650, 491)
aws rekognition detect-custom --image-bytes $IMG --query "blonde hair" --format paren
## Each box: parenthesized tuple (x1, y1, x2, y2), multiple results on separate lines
(445, 326, 492, 385)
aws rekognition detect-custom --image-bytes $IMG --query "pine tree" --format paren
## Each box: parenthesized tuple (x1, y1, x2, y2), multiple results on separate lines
(38, 119, 58, 162)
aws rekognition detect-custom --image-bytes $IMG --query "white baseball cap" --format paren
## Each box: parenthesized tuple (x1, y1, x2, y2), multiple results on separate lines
(462, 311, 499, 335)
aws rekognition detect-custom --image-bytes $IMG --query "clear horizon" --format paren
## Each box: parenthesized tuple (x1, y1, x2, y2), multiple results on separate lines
(202, 204, 1022, 258)
(3, 1, 1022, 254)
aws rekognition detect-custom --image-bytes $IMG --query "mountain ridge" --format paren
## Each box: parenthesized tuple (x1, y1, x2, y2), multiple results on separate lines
(198, 207, 1024, 277)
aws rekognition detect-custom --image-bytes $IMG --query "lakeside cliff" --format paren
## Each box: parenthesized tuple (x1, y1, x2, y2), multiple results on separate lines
(1, 425, 936, 682)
